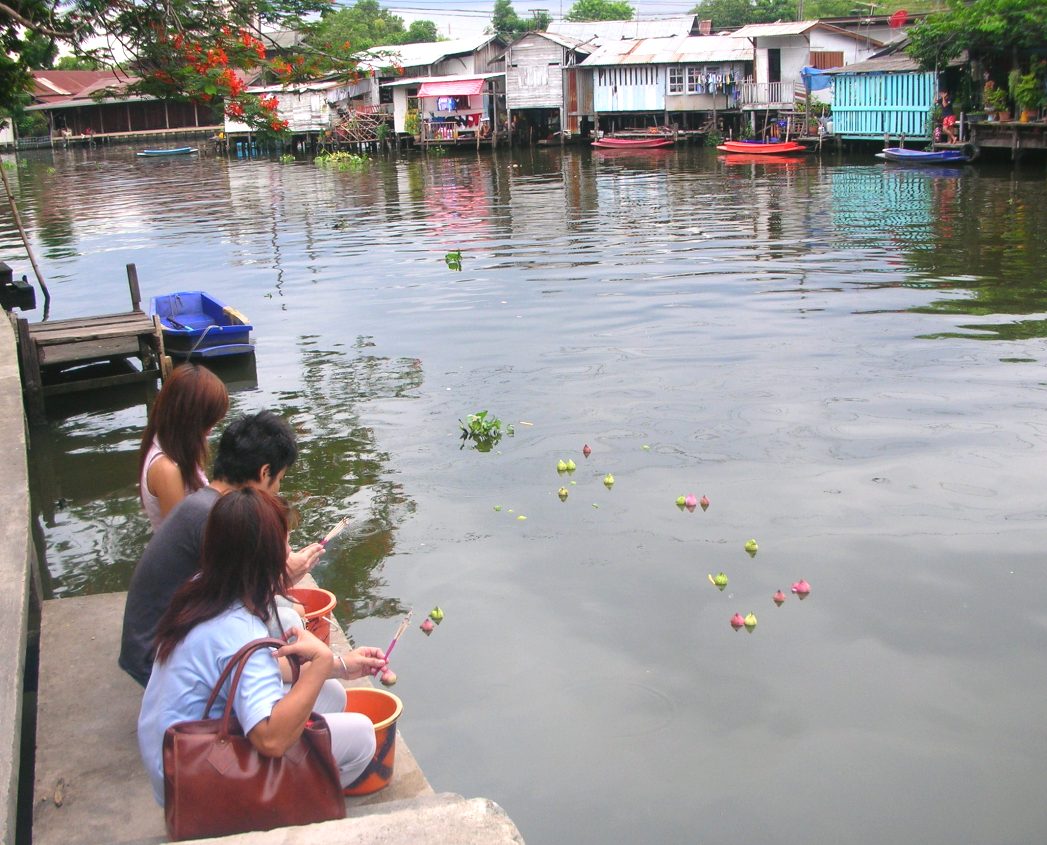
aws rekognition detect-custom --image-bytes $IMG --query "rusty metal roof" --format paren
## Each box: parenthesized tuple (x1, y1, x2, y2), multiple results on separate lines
(732, 20, 883, 46)
(548, 17, 699, 44)
(580, 34, 753, 66)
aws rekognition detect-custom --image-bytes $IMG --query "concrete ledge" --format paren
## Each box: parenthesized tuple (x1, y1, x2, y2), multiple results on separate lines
(32, 592, 439, 845)
(0, 314, 31, 845)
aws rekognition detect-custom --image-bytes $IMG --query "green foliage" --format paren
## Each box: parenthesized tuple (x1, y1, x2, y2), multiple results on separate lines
(305, 1, 439, 53)
(55, 54, 103, 70)
(1011, 72, 1044, 111)
(315, 150, 368, 170)
(704, 129, 723, 147)
(690, 0, 796, 28)
(279, 153, 295, 163)
(565, 0, 635, 22)
(491, 0, 550, 40)
(459, 410, 514, 452)
(404, 109, 420, 135)
(982, 80, 1008, 111)
(906, 0, 1047, 70)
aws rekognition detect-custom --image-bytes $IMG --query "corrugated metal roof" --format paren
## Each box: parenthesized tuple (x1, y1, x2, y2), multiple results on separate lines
(732, 20, 883, 45)
(548, 17, 698, 43)
(824, 49, 966, 74)
(580, 34, 752, 66)
(362, 35, 501, 70)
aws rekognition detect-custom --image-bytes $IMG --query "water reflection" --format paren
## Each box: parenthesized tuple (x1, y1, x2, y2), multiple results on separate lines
(6, 146, 1047, 845)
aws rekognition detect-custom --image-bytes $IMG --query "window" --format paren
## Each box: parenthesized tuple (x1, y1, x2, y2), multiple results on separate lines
(687, 66, 702, 94)
(809, 51, 843, 70)
(669, 66, 684, 93)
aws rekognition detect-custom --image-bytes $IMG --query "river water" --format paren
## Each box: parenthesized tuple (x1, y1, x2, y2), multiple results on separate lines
(3, 144, 1047, 844)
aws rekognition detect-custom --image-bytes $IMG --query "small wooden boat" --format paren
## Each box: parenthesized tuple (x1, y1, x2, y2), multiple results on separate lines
(592, 136, 674, 150)
(136, 147, 198, 157)
(876, 147, 969, 164)
(717, 140, 807, 155)
(150, 291, 254, 359)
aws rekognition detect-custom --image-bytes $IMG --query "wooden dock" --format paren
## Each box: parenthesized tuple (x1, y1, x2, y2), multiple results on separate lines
(13, 264, 171, 424)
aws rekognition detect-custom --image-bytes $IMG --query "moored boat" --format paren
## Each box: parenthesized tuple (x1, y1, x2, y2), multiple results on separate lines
(592, 136, 674, 150)
(136, 147, 198, 157)
(876, 147, 970, 164)
(150, 291, 254, 359)
(717, 140, 807, 155)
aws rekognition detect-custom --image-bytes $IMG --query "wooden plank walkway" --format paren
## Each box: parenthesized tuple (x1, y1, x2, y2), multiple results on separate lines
(14, 264, 171, 423)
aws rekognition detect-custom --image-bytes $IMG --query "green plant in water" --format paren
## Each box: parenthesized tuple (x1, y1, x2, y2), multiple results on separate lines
(314, 151, 368, 171)
(459, 410, 513, 452)
(375, 123, 389, 143)
(445, 249, 462, 271)
(704, 130, 723, 147)
(279, 153, 294, 163)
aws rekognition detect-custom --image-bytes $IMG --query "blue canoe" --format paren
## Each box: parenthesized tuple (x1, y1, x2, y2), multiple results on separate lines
(150, 291, 254, 359)
(136, 147, 198, 157)
(876, 147, 969, 164)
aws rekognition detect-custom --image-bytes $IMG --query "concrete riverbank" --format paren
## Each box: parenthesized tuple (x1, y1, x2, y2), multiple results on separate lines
(1, 314, 524, 845)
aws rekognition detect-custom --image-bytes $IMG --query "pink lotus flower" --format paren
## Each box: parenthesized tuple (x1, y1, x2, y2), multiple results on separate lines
(730, 613, 745, 631)
(582, 444, 592, 458)
(773, 590, 786, 606)
(684, 494, 698, 512)
(699, 495, 710, 511)
(420, 618, 435, 635)
(791, 580, 811, 599)
(380, 669, 398, 687)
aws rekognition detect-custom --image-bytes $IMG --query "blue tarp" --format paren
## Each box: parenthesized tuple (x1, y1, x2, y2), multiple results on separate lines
(801, 66, 833, 92)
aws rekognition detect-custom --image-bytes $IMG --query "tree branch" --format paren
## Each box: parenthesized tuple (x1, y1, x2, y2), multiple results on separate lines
(0, 0, 73, 38)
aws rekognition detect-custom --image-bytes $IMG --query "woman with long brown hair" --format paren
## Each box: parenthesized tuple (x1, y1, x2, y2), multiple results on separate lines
(137, 487, 385, 806)
(139, 363, 229, 530)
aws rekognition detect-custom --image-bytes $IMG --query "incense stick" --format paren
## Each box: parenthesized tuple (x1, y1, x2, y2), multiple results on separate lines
(376, 609, 413, 674)
(319, 517, 350, 548)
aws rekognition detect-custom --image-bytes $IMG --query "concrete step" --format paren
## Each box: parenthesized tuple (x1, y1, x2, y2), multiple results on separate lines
(32, 592, 524, 845)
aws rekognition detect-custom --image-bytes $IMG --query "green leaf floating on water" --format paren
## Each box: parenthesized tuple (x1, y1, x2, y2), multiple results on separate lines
(445, 249, 463, 271)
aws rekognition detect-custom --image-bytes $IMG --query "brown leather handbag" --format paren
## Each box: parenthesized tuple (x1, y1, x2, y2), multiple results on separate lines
(162, 637, 346, 841)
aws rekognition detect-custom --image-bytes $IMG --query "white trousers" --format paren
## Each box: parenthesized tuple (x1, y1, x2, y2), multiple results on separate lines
(276, 605, 377, 787)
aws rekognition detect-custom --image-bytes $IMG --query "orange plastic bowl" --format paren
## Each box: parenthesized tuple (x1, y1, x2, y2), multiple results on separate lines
(286, 587, 337, 645)
(343, 687, 404, 795)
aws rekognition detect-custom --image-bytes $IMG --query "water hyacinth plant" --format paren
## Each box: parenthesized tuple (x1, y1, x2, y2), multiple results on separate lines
(314, 151, 367, 171)
(459, 410, 513, 452)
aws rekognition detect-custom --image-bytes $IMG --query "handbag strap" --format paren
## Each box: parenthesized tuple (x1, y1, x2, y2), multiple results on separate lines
(202, 637, 299, 726)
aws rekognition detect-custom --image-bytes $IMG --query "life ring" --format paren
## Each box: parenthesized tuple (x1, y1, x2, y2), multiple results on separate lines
(962, 143, 978, 162)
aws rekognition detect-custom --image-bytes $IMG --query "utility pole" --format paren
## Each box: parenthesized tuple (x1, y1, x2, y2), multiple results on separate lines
(528, 8, 548, 27)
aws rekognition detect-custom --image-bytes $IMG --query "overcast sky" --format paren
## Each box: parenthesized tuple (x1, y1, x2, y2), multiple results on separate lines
(384, 0, 701, 39)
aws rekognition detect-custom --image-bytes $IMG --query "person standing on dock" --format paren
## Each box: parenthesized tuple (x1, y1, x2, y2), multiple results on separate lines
(139, 363, 229, 531)
(119, 410, 325, 687)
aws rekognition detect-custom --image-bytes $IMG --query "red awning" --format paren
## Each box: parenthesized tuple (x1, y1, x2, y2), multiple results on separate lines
(417, 78, 486, 97)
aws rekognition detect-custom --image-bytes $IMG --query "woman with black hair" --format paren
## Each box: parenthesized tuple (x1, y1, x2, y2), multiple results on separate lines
(136, 487, 386, 806)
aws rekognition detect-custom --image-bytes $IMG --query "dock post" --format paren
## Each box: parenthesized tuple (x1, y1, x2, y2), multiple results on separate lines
(14, 316, 45, 425)
(126, 263, 141, 311)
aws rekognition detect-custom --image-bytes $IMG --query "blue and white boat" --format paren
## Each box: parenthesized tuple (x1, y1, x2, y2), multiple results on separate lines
(136, 147, 198, 157)
(876, 147, 970, 164)
(150, 291, 254, 359)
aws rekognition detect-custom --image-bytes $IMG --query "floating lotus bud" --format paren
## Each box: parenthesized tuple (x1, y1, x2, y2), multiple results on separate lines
(420, 618, 435, 636)
(744, 612, 758, 633)
(730, 613, 745, 631)
(380, 669, 398, 686)
(558, 487, 569, 502)
(429, 606, 444, 624)
(603, 473, 615, 488)
(556, 459, 568, 473)
(565, 459, 577, 472)
(700, 495, 710, 512)
(773, 590, 786, 607)
(744, 539, 758, 557)
(708, 572, 728, 591)
(684, 494, 697, 512)
(582, 444, 592, 458)
(675, 495, 686, 508)
(791, 580, 811, 599)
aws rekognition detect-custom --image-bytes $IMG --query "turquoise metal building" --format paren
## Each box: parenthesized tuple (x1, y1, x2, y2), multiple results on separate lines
(827, 52, 939, 141)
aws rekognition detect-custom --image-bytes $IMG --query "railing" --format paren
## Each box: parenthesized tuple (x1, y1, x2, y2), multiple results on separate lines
(738, 81, 791, 107)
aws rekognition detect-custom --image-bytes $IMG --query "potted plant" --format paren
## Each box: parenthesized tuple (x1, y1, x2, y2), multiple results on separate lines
(1011, 72, 1044, 123)
(982, 80, 1009, 121)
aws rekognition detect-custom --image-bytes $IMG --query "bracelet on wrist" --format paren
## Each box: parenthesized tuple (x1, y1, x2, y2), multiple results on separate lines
(336, 653, 349, 679)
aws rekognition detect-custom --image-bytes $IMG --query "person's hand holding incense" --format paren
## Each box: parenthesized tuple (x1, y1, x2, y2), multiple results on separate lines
(285, 542, 325, 584)
(335, 646, 387, 680)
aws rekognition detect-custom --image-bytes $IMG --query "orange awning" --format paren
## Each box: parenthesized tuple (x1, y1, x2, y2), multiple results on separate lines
(417, 78, 486, 97)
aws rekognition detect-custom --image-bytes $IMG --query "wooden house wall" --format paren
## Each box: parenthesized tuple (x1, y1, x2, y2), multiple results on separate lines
(507, 36, 566, 110)
(593, 66, 665, 112)
(49, 100, 219, 135)
(831, 71, 936, 139)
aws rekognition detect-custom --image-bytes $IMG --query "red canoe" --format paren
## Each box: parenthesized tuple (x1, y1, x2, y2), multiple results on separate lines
(716, 140, 807, 155)
(593, 136, 675, 150)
